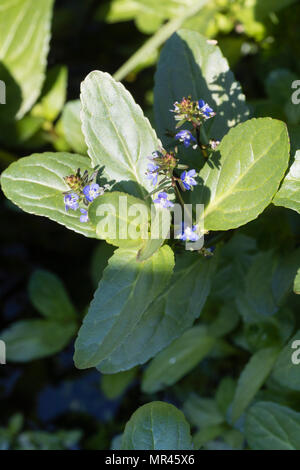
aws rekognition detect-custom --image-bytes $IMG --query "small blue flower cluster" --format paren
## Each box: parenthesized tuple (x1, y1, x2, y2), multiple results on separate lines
(171, 97, 216, 150)
(176, 224, 200, 242)
(64, 193, 80, 211)
(64, 183, 103, 223)
(197, 99, 215, 119)
(153, 192, 174, 209)
(180, 169, 197, 191)
(175, 130, 196, 149)
(144, 96, 218, 245)
(63, 169, 108, 223)
(146, 162, 160, 186)
(145, 149, 178, 188)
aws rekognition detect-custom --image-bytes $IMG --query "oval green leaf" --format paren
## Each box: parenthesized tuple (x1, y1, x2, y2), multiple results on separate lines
(231, 347, 279, 423)
(121, 402, 193, 450)
(142, 326, 215, 393)
(74, 245, 175, 369)
(1, 152, 97, 238)
(97, 251, 218, 373)
(80, 70, 160, 198)
(196, 118, 290, 231)
(245, 401, 300, 450)
(0, 0, 54, 121)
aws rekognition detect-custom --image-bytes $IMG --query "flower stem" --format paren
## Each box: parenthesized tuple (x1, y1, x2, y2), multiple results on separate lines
(196, 124, 209, 159)
(173, 178, 194, 225)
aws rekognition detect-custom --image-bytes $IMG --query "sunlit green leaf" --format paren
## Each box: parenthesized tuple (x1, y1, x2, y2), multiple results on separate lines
(0, 0, 54, 121)
(80, 70, 160, 198)
(97, 251, 218, 373)
(1, 152, 97, 238)
(61, 100, 88, 155)
(196, 118, 290, 231)
(74, 245, 175, 369)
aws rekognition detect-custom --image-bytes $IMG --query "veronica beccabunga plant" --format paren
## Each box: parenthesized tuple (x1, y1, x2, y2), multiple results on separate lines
(1, 28, 300, 451)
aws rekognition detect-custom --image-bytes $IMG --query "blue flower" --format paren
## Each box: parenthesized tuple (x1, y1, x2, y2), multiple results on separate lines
(175, 130, 197, 148)
(180, 169, 197, 190)
(177, 224, 200, 242)
(153, 192, 174, 209)
(198, 100, 215, 119)
(83, 183, 101, 202)
(146, 163, 159, 186)
(64, 192, 79, 211)
(80, 208, 89, 223)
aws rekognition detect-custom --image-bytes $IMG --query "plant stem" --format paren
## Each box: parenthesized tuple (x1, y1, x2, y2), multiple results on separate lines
(173, 180, 194, 225)
(200, 124, 210, 146)
(174, 183, 185, 208)
(113, 0, 209, 82)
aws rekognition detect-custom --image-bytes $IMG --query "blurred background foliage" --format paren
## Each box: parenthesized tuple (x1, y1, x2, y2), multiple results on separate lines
(0, 0, 300, 450)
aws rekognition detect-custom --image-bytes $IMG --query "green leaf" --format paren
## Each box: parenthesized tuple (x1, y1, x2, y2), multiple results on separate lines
(61, 100, 88, 155)
(142, 326, 215, 393)
(0, 152, 98, 238)
(0, 319, 76, 362)
(0, 0, 54, 121)
(271, 331, 300, 391)
(89, 191, 150, 247)
(137, 207, 171, 261)
(207, 305, 240, 338)
(183, 395, 224, 428)
(74, 245, 175, 369)
(273, 150, 300, 214)
(237, 249, 300, 323)
(215, 377, 236, 416)
(245, 401, 300, 450)
(154, 29, 249, 148)
(196, 118, 290, 231)
(222, 429, 244, 450)
(121, 401, 193, 450)
(91, 242, 116, 288)
(212, 233, 256, 302)
(101, 367, 138, 400)
(80, 70, 159, 197)
(231, 347, 280, 423)
(31, 65, 68, 122)
(28, 269, 76, 321)
(294, 269, 300, 294)
(193, 425, 226, 450)
(96, 251, 218, 373)
(265, 69, 298, 106)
